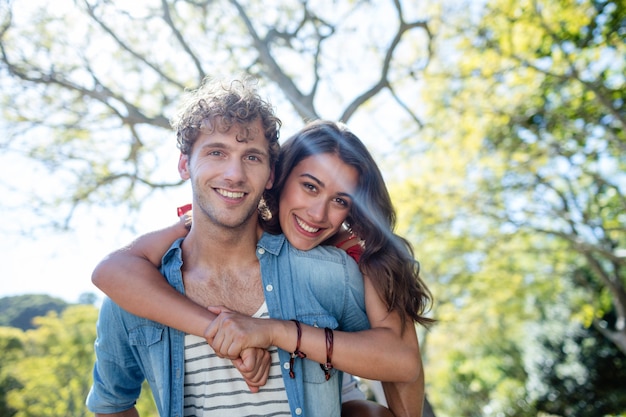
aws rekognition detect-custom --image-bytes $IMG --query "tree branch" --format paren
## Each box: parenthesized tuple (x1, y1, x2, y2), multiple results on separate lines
(82, 0, 187, 90)
(229, 0, 317, 121)
(340, 0, 431, 122)
(160, 0, 205, 84)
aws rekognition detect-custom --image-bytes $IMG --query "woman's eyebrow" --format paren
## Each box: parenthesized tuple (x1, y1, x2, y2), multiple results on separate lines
(299, 173, 323, 187)
(300, 173, 354, 199)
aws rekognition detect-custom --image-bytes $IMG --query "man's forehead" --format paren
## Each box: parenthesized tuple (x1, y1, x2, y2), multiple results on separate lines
(208, 117, 267, 143)
(198, 127, 270, 155)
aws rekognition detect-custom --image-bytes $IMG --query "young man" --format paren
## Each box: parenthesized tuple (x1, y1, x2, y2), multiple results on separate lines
(86, 78, 369, 417)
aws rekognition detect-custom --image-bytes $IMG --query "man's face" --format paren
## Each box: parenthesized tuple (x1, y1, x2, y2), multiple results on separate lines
(179, 118, 274, 230)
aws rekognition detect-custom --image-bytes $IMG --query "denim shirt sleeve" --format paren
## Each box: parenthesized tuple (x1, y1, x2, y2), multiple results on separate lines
(258, 233, 370, 417)
(87, 239, 186, 417)
(86, 297, 146, 414)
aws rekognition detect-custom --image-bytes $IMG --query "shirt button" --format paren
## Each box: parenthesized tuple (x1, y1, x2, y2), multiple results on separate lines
(266, 284, 273, 292)
(283, 362, 290, 370)
(258, 248, 265, 254)
(295, 408, 302, 415)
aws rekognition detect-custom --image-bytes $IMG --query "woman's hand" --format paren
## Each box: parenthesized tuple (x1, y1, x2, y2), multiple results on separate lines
(204, 306, 276, 358)
(206, 306, 282, 393)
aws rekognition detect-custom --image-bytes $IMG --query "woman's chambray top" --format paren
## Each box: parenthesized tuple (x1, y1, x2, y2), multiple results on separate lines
(86, 232, 370, 417)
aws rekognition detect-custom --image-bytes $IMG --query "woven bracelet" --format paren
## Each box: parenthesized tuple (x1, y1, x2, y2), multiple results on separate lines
(320, 327, 334, 380)
(289, 320, 307, 378)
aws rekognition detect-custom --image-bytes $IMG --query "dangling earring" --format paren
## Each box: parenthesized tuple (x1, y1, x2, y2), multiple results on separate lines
(258, 197, 273, 221)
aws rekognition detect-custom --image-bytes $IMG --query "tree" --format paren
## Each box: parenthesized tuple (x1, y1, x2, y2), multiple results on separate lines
(0, 0, 432, 230)
(389, 0, 625, 414)
(477, 0, 625, 355)
(4, 0, 624, 415)
(525, 299, 626, 417)
(0, 294, 68, 330)
(3, 306, 158, 417)
(0, 327, 24, 417)
(1, 1, 437, 413)
(421, 0, 625, 354)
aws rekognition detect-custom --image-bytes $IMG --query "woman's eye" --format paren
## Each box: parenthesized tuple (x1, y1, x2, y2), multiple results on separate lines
(334, 197, 349, 207)
(303, 182, 317, 192)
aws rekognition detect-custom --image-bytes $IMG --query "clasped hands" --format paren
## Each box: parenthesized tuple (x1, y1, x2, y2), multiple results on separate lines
(204, 306, 283, 393)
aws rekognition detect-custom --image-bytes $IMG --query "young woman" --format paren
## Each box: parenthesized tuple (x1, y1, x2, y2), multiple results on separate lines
(92, 120, 433, 417)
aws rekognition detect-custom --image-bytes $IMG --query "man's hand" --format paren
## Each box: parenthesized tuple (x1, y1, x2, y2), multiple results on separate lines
(206, 306, 274, 393)
(233, 348, 271, 393)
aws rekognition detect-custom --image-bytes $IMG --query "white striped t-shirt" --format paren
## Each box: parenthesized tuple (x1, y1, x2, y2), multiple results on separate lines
(183, 302, 291, 416)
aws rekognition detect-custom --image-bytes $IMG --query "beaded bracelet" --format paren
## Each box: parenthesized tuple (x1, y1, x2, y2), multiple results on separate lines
(320, 327, 334, 380)
(289, 320, 307, 378)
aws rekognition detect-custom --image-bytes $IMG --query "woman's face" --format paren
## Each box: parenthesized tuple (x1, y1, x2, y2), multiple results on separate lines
(279, 153, 359, 251)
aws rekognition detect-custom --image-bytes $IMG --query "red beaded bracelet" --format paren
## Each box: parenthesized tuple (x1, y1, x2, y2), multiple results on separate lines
(289, 320, 307, 378)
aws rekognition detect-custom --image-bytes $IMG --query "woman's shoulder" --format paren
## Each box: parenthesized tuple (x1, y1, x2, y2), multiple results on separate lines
(331, 230, 364, 262)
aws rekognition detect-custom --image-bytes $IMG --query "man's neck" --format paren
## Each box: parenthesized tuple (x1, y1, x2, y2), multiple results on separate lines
(180, 221, 265, 313)
(181, 221, 263, 267)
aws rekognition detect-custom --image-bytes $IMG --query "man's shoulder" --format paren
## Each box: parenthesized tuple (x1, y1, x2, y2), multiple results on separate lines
(99, 297, 171, 341)
(161, 237, 185, 267)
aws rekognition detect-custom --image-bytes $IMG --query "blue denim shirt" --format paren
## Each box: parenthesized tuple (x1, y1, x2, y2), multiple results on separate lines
(87, 232, 369, 417)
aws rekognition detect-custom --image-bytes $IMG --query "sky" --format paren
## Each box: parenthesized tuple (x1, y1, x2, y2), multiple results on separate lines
(0, 177, 191, 304)
(0, 125, 194, 304)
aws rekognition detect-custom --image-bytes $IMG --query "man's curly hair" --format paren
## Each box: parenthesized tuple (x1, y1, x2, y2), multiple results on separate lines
(171, 76, 281, 166)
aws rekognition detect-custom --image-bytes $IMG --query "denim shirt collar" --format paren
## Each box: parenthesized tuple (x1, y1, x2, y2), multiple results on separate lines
(257, 232, 287, 255)
(162, 232, 286, 259)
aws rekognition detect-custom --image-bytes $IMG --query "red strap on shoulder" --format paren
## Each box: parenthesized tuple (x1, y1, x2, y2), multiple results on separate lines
(344, 244, 363, 262)
(177, 204, 192, 217)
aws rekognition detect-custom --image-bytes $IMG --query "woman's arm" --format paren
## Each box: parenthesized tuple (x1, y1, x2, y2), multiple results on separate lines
(206, 274, 421, 383)
(91, 219, 216, 337)
(381, 370, 425, 417)
(363, 275, 425, 417)
(91, 215, 272, 392)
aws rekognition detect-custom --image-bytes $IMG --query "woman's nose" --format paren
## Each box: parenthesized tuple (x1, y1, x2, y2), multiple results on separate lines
(306, 200, 328, 222)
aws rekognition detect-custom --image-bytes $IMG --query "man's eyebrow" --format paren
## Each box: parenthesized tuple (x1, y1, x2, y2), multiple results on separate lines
(247, 147, 269, 157)
(199, 142, 268, 156)
(200, 142, 227, 150)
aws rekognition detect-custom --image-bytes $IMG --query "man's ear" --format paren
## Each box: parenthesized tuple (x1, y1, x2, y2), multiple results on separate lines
(265, 167, 275, 190)
(178, 153, 191, 180)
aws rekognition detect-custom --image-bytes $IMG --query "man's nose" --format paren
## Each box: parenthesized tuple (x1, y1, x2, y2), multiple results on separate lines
(223, 158, 246, 182)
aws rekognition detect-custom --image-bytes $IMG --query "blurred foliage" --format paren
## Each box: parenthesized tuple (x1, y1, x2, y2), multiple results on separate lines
(0, 304, 157, 417)
(0, 294, 68, 330)
(526, 304, 626, 416)
(0, 293, 99, 330)
(396, 0, 625, 415)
